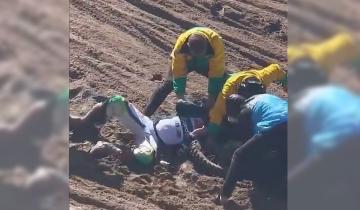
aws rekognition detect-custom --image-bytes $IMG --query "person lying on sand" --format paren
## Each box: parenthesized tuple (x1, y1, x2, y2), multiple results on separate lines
(70, 95, 208, 166)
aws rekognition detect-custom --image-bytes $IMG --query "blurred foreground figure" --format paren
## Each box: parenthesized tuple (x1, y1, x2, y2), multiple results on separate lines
(217, 93, 287, 206)
(0, 90, 67, 168)
(0, 90, 68, 210)
(288, 51, 360, 210)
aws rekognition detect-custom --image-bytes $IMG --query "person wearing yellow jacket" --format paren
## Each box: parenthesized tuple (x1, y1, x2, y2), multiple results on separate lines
(190, 64, 286, 144)
(144, 27, 227, 116)
(288, 33, 358, 71)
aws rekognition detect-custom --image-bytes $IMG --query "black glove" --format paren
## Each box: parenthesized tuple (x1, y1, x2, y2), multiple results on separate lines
(176, 100, 207, 118)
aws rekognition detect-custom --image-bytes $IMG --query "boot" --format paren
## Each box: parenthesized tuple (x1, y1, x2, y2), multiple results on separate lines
(143, 80, 173, 117)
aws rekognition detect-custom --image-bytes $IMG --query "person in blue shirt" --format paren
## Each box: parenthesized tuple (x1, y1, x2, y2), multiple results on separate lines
(287, 58, 360, 210)
(217, 93, 288, 204)
(293, 85, 360, 156)
(288, 58, 360, 176)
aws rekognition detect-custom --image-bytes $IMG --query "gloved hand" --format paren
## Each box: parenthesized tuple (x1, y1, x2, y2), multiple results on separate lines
(176, 99, 207, 118)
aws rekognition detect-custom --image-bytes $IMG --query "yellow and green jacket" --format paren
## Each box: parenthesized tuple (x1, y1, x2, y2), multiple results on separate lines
(288, 33, 358, 71)
(208, 64, 286, 135)
(171, 27, 225, 97)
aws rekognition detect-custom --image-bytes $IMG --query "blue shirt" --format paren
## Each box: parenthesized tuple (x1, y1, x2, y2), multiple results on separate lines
(294, 85, 360, 155)
(245, 94, 288, 134)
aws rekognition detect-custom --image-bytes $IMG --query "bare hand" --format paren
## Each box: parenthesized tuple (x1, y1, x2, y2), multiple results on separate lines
(190, 126, 207, 139)
(177, 98, 186, 104)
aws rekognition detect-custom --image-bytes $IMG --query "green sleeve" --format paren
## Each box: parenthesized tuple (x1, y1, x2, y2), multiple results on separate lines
(208, 77, 224, 97)
(173, 77, 187, 96)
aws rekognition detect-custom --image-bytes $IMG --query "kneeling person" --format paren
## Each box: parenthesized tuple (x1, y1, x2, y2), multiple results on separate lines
(218, 93, 288, 204)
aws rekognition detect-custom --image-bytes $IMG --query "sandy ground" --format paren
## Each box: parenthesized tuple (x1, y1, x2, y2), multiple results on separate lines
(69, 0, 288, 209)
(0, 0, 68, 209)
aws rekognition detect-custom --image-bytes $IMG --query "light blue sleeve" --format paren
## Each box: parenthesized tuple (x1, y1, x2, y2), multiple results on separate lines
(251, 95, 288, 134)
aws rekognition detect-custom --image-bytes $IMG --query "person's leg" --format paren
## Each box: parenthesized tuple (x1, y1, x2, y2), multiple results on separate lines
(122, 102, 151, 144)
(69, 115, 83, 131)
(5, 100, 52, 140)
(143, 67, 173, 117)
(89, 141, 123, 157)
(254, 123, 287, 200)
(221, 134, 264, 198)
(123, 102, 158, 165)
(69, 102, 107, 131)
(221, 123, 287, 198)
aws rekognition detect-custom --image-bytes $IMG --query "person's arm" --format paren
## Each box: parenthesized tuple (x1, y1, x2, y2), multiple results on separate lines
(288, 154, 321, 182)
(69, 115, 84, 131)
(289, 33, 358, 71)
(171, 34, 189, 99)
(308, 33, 358, 70)
(172, 54, 188, 98)
(208, 77, 237, 136)
(257, 63, 286, 87)
(208, 35, 225, 98)
(220, 133, 263, 199)
(190, 126, 208, 139)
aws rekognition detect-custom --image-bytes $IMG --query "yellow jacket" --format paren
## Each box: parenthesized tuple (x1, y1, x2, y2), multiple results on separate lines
(288, 33, 358, 71)
(208, 64, 286, 135)
(171, 27, 225, 96)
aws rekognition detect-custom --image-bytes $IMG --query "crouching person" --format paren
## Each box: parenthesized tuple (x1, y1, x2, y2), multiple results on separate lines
(70, 95, 206, 166)
(218, 93, 288, 205)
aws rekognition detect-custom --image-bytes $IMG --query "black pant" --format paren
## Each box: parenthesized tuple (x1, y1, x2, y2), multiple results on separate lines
(221, 122, 287, 197)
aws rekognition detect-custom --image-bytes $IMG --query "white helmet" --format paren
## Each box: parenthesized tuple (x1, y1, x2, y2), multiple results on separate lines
(155, 116, 184, 145)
